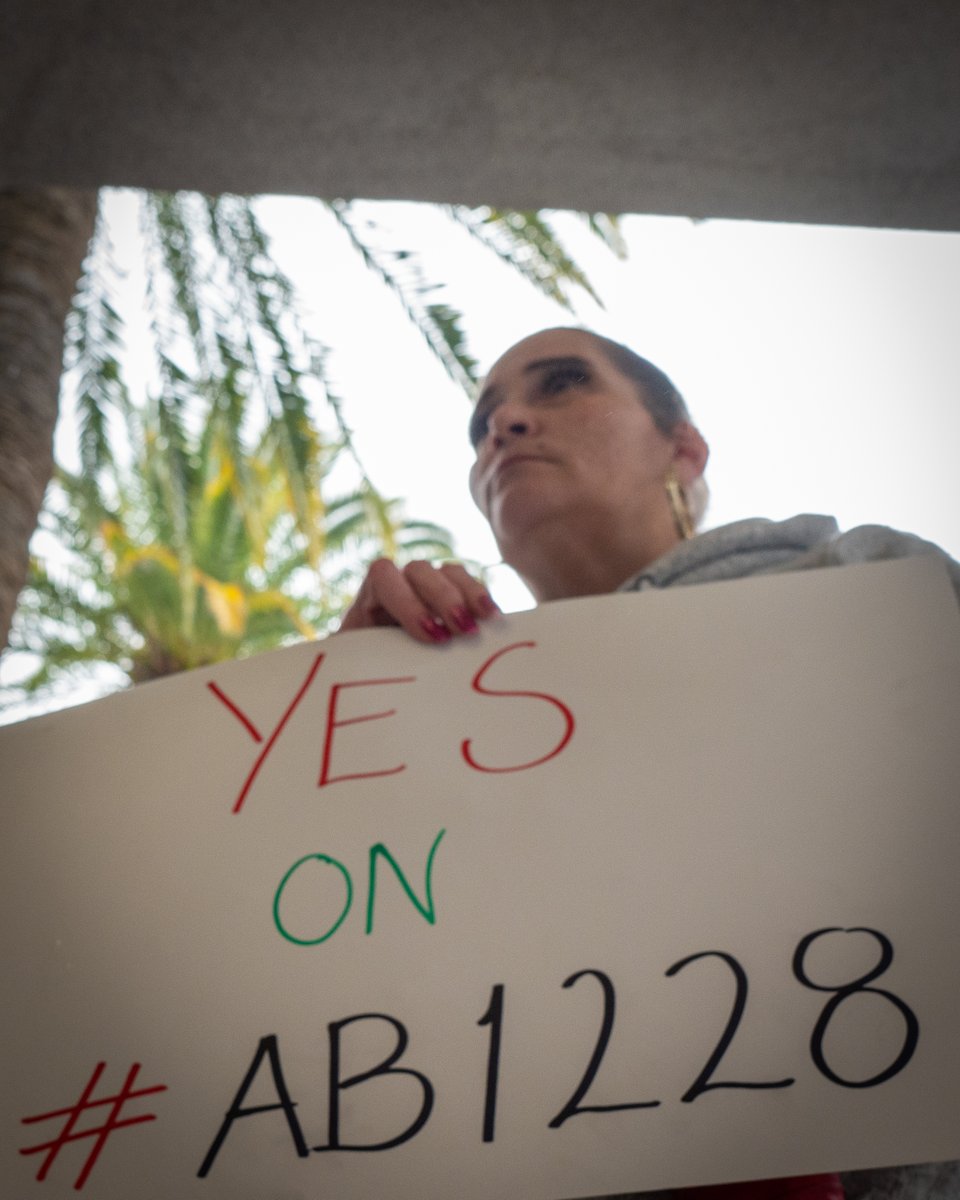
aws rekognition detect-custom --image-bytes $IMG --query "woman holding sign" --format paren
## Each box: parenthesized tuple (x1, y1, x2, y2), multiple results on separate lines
(340, 326, 959, 1200)
(341, 326, 959, 639)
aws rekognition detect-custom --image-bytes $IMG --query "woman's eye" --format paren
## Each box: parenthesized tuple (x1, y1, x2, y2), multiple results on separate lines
(542, 366, 588, 394)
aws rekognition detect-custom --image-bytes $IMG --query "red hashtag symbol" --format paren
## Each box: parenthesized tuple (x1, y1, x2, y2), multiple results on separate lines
(19, 1062, 167, 1190)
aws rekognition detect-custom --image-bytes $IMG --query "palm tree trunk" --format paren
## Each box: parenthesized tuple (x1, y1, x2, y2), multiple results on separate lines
(0, 187, 98, 653)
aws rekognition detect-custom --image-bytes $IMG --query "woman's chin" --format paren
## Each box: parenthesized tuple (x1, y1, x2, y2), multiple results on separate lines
(490, 496, 582, 560)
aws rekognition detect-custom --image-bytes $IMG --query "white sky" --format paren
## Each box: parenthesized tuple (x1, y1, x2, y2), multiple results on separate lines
(2, 193, 958, 722)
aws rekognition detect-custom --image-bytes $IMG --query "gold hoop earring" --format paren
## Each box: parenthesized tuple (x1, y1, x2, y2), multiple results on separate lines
(665, 467, 695, 540)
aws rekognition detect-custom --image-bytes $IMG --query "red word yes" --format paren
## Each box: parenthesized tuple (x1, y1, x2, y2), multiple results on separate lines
(461, 641, 574, 773)
(318, 676, 415, 788)
(207, 641, 575, 813)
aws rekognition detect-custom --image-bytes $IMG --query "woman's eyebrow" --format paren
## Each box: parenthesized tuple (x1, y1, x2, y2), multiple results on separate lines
(523, 355, 590, 376)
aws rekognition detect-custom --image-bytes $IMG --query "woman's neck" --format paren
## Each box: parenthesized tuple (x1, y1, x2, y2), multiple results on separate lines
(504, 513, 683, 602)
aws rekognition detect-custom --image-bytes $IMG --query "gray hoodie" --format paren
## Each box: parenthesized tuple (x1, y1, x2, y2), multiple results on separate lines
(603, 515, 960, 1200)
(619, 513, 960, 601)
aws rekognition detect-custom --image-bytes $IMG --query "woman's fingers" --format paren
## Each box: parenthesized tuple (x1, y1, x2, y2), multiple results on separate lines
(338, 559, 427, 638)
(338, 559, 500, 644)
(436, 562, 501, 621)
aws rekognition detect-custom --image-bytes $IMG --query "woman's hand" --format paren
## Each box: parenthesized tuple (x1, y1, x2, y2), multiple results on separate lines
(338, 559, 501, 644)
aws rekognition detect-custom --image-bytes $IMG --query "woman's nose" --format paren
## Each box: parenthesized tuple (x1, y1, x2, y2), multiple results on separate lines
(488, 401, 531, 444)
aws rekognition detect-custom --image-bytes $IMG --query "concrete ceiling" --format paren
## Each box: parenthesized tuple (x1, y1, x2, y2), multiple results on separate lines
(3, 0, 959, 231)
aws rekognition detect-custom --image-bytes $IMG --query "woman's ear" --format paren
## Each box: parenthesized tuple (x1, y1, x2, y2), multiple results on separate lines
(671, 421, 709, 487)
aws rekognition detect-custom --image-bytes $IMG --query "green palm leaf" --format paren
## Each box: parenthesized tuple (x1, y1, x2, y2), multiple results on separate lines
(326, 199, 479, 390)
(448, 206, 604, 309)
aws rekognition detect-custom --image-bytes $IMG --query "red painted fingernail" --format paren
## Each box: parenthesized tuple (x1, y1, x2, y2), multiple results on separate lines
(420, 616, 451, 642)
(478, 594, 500, 617)
(453, 606, 479, 633)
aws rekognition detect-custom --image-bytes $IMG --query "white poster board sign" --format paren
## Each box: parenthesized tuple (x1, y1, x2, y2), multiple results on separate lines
(2, 558, 959, 1199)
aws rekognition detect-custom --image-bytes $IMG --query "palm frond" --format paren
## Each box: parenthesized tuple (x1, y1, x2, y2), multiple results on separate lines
(62, 208, 131, 491)
(448, 206, 603, 310)
(326, 200, 479, 391)
(581, 212, 628, 259)
(147, 191, 216, 376)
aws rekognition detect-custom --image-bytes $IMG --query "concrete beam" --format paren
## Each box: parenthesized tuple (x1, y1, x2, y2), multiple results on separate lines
(3, 0, 958, 230)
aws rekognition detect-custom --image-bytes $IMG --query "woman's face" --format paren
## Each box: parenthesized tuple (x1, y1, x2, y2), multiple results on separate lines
(468, 328, 686, 557)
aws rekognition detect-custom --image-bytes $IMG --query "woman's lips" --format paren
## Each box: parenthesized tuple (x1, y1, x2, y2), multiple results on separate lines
(485, 453, 553, 510)
(494, 453, 548, 479)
